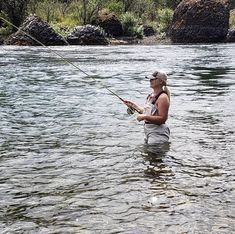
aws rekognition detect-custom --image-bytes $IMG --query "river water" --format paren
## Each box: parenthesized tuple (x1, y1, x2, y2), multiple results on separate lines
(0, 44, 234, 233)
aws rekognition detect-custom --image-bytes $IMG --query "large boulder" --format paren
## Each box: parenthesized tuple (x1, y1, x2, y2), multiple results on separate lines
(5, 15, 68, 46)
(92, 11, 123, 37)
(142, 25, 156, 37)
(169, 0, 230, 43)
(226, 29, 235, 42)
(0, 19, 5, 45)
(66, 25, 109, 45)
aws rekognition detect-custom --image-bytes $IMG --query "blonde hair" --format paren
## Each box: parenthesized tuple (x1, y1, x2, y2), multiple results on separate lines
(163, 84, 171, 102)
(157, 71, 170, 102)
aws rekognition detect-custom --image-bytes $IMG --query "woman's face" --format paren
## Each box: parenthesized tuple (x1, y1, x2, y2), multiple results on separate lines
(150, 77, 161, 88)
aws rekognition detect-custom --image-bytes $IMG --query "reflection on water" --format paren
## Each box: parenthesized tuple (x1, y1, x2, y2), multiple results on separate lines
(192, 67, 232, 96)
(0, 44, 235, 233)
(140, 143, 172, 178)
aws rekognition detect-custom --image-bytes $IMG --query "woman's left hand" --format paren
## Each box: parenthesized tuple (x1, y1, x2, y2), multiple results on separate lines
(137, 114, 146, 122)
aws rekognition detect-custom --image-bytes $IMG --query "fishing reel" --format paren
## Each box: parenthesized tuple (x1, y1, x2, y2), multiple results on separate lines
(127, 107, 136, 115)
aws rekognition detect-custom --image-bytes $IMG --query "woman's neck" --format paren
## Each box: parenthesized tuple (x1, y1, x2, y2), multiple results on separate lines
(152, 87, 163, 95)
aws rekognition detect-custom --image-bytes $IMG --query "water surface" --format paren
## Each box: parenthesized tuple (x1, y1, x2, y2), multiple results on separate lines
(0, 44, 235, 233)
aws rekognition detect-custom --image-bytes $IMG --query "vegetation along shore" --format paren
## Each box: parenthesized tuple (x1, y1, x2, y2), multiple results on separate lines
(0, 0, 235, 46)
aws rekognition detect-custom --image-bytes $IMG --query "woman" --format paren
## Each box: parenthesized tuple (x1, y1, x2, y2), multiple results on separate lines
(125, 71, 170, 144)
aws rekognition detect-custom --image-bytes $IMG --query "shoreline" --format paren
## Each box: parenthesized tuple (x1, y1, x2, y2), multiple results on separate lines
(0, 31, 172, 46)
(1, 35, 234, 46)
(109, 36, 172, 45)
(0, 35, 172, 46)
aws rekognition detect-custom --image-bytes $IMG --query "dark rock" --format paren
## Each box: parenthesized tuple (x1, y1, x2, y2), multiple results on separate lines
(92, 12, 123, 37)
(0, 37, 3, 45)
(169, 0, 230, 43)
(66, 25, 109, 45)
(226, 29, 235, 42)
(143, 25, 156, 37)
(5, 15, 68, 46)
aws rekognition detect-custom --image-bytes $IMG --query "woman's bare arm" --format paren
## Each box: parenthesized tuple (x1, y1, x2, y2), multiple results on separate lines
(137, 94, 169, 124)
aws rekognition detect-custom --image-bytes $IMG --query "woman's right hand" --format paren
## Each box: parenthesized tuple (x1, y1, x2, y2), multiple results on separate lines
(124, 100, 143, 114)
(124, 100, 135, 109)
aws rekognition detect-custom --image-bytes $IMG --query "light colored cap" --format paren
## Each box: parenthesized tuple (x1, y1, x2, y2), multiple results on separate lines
(146, 71, 168, 84)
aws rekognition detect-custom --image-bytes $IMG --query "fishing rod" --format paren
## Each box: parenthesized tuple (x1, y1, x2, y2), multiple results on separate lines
(0, 16, 139, 114)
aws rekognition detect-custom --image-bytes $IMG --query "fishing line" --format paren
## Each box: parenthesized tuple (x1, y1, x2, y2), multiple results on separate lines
(0, 16, 138, 113)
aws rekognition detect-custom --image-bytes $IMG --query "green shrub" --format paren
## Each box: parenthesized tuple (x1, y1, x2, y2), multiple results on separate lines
(106, 1, 124, 15)
(156, 8, 173, 32)
(134, 25, 144, 39)
(31, 0, 59, 22)
(230, 10, 235, 28)
(121, 12, 142, 37)
(0, 12, 13, 36)
(0, 26, 13, 36)
(30, 0, 80, 35)
(51, 19, 77, 37)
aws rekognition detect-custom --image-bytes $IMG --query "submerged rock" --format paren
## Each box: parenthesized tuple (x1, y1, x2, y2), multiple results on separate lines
(169, 0, 230, 43)
(5, 15, 68, 46)
(92, 11, 123, 37)
(66, 25, 109, 45)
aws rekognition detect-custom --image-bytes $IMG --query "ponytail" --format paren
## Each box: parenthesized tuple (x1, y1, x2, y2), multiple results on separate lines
(163, 85, 171, 102)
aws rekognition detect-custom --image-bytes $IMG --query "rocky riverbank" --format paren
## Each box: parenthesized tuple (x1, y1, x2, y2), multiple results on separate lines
(0, 0, 235, 46)
(0, 15, 169, 46)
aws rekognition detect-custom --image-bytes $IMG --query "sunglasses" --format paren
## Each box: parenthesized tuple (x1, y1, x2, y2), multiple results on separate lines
(149, 77, 159, 81)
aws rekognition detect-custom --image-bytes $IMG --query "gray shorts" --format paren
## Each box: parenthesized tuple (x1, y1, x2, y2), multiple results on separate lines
(144, 123, 170, 145)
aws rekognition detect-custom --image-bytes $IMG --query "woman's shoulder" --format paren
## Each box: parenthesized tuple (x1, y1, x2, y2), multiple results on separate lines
(157, 92, 170, 103)
(160, 92, 168, 97)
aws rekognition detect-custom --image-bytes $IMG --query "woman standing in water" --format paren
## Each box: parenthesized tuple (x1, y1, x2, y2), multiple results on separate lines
(125, 71, 170, 144)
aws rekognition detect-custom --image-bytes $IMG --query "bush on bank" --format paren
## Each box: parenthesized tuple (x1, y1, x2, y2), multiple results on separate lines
(0, 0, 176, 39)
(230, 9, 235, 28)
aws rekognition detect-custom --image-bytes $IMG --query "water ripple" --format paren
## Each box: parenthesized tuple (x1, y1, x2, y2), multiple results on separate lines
(0, 44, 235, 233)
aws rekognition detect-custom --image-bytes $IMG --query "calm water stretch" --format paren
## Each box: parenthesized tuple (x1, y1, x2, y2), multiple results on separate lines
(0, 44, 235, 233)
